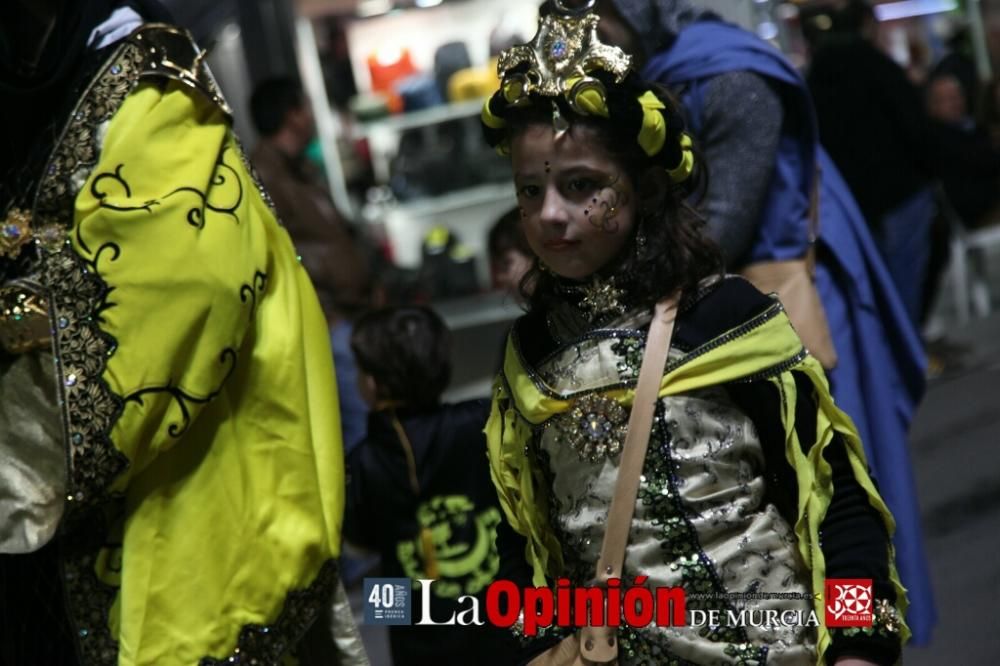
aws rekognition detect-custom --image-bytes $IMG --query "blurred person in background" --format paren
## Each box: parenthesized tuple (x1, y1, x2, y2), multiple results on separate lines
(250, 77, 375, 454)
(344, 306, 519, 666)
(926, 71, 1000, 230)
(487, 206, 534, 296)
(983, 78, 1000, 147)
(0, 1, 364, 664)
(596, 0, 935, 643)
(922, 71, 1000, 372)
(804, 0, 940, 330)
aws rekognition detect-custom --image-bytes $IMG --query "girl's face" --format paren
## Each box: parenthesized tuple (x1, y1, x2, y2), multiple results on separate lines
(510, 124, 637, 281)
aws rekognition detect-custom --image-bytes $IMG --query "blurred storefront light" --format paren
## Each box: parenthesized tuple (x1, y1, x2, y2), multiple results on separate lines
(873, 0, 958, 22)
(357, 0, 393, 18)
(757, 20, 779, 40)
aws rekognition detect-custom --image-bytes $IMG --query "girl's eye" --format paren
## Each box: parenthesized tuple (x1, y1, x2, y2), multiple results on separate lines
(568, 178, 596, 192)
(517, 184, 540, 198)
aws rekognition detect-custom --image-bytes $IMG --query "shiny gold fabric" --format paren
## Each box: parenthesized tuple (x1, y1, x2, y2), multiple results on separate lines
(0, 349, 65, 553)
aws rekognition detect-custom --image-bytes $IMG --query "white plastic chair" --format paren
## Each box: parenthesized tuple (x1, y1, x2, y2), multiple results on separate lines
(948, 213, 1000, 323)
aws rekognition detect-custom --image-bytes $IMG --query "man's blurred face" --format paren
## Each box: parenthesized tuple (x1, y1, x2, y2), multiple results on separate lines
(927, 76, 966, 125)
(288, 100, 317, 153)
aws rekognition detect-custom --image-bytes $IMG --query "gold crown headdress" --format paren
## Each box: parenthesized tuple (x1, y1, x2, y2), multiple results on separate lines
(482, 0, 695, 183)
(496, 0, 630, 115)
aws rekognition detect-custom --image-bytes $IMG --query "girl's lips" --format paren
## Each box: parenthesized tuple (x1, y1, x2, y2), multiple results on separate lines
(543, 238, 580, 251)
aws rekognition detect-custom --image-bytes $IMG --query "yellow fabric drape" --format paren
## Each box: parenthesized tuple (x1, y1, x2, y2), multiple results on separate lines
(485, 302, 909, 662)
(72, 81, 344, 665)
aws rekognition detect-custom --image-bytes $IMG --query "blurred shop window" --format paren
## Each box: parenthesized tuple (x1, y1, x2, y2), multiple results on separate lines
(419, 226, 480, 300)
(317, 17, 359, 111)
(314, 17, 377, 200)
(388, 117, 508, 201)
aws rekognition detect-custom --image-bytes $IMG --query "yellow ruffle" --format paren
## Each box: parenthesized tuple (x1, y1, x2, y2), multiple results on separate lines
(481, 97, 506, 129)
(636, 90, 667, 157)
(484, 303, 910, 663)
(666, 132, 695, 183)
(73, 81, 344, 665)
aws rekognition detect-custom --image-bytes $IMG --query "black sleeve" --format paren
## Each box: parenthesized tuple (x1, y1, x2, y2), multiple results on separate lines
(342, 444, 378, 550)
(727, 374, 901, 666)
(820, 442, 900, 666)
(494, 518, 563, 664)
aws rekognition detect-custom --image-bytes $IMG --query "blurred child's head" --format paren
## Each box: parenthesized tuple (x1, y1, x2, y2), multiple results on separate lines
(487, 207, 534, 293)
(350, 306, 452, 409)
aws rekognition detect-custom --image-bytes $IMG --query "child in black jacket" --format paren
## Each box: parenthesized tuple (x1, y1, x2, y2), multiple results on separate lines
(344, 306, 518, 666)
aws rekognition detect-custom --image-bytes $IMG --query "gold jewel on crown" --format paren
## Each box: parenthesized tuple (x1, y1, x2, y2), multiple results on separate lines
(496, 0, 632, 104)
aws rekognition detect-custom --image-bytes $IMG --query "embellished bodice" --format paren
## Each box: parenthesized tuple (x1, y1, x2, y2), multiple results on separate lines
(531, 312, 818, 664)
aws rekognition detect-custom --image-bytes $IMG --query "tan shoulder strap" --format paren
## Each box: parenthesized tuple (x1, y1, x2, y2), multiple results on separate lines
(580, 295, 679, 663)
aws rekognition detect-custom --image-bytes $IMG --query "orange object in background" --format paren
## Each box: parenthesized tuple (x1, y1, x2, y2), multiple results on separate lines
(367, 47, 417, 114)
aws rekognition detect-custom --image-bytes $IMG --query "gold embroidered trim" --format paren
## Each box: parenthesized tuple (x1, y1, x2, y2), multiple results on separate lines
(61, 507, 123, 665)
(42, 249, 127, 509)
(33, 40, 145, 231)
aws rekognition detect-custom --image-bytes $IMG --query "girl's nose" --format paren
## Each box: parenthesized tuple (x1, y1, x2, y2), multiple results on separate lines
(539, 185, 569, 227)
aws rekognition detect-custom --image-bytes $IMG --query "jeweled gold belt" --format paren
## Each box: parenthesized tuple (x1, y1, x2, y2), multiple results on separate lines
(0, 285, 51, 354)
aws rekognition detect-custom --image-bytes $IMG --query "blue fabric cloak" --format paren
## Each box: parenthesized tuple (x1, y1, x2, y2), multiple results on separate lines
(643, 18, 935, 643)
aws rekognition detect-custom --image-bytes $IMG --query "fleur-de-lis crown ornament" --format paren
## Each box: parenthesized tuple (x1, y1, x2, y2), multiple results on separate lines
(495, 0, 631, 115)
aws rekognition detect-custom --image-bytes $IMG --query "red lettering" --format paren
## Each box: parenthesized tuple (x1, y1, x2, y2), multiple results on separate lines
(556, 578, 571, 627)
(655, 587, 687, 627)
(623, 583, 654, 627)
(485, 580, 520, 628)
(523, 587, 555, 636)
(573, 586, 605, 627)
(606, 578, 622, 627)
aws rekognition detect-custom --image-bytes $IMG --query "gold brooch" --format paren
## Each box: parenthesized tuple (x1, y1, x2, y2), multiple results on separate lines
(577, 275, 627, 322)
(560, 393, 628, 463)
(0, 208, 31, 259)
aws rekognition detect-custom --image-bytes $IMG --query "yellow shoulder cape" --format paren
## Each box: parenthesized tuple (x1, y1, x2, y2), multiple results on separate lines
(68, 78, 343, 664)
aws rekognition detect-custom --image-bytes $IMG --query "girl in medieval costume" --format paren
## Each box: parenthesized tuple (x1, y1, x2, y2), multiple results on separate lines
(483, 2, 906, 664)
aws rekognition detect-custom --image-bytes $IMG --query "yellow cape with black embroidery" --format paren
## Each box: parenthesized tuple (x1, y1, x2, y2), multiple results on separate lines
(485, 302, 909, 661)
(71, 80, 343, 664)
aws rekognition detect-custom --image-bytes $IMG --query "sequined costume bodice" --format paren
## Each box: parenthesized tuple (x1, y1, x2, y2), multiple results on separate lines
(534, 312, 818, 665)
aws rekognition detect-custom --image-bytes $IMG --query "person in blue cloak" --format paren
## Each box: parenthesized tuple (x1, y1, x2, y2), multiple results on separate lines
(595, 0, 936, 645)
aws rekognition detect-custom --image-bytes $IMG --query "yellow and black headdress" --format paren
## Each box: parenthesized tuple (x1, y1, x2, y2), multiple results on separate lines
(480, 0, 695, 184)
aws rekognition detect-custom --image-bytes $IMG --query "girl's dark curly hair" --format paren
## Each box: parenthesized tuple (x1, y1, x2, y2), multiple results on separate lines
(482, 72, 723, 313)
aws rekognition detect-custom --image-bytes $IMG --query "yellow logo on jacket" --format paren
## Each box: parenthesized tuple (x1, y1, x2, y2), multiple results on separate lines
(396, 495, 501, 598)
